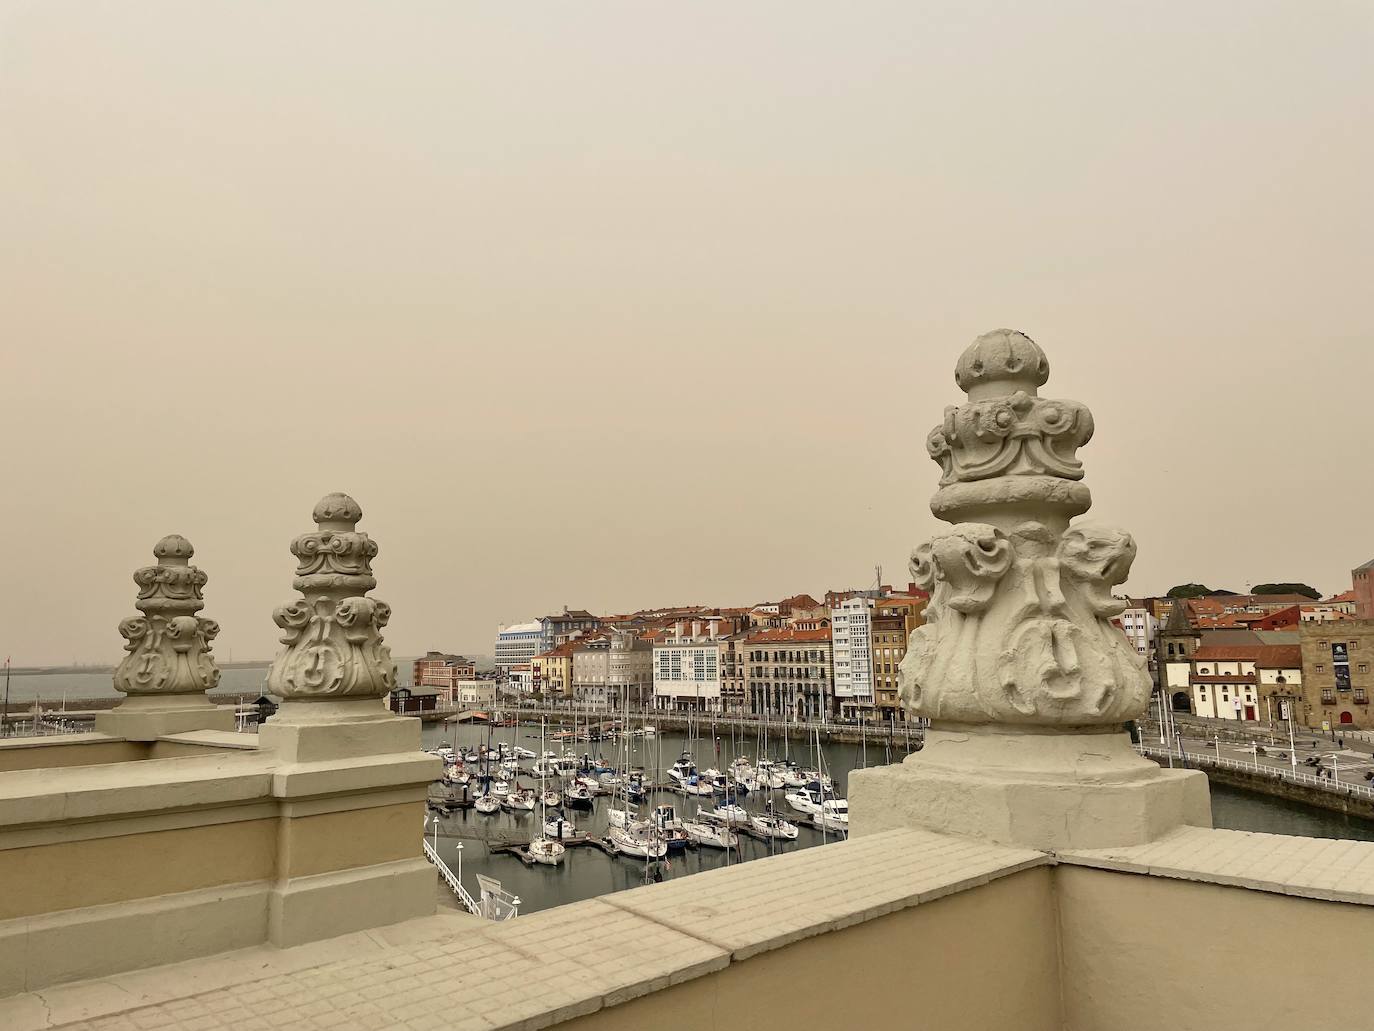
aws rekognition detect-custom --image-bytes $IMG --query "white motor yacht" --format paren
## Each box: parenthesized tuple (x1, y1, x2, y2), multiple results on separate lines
(812, 798, 849, 833)
(784, 787, 824, 816)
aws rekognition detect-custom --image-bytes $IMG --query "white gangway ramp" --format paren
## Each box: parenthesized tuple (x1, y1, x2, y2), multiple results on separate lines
(476, 874, 521, 921)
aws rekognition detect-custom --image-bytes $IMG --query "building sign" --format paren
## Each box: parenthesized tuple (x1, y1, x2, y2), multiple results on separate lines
(1333, 643, 1352, 691)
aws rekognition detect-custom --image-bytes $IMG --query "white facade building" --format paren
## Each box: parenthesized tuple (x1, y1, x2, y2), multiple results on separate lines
(456, 680, 498, 707)
(1118, 604, 1157, 659)
(831, 597, 875, 716)
(494, 621, 542, 672)
(653, 628, 723, 712)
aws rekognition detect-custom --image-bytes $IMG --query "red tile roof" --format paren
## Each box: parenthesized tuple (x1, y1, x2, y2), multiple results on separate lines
(746, 627, 832, 643)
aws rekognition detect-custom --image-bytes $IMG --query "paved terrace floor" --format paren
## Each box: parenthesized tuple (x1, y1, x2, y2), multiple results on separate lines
(0, 829, 1046, 1031)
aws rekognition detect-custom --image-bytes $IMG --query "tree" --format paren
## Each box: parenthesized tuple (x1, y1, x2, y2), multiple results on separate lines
(1166, 584, 1236, 599)
(1252, 583, 1321, 600)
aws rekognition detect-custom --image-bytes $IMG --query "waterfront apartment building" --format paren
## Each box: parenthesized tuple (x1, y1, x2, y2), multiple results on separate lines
(1299, 620, 1374, 730)
(411, 651, 475, 691)
(494, 621, 542, 672)
(573, 633, 653, 710)
(831, 596, 875, 718)
(531, 640, 577, 699)
(538, 607, 600, 653)
(871, 595, 927, 719)
(653, 624, 728, 713)
(746, 627, 832, 720)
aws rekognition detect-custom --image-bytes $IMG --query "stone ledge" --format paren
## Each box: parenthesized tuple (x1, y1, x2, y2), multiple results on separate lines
(0, 734, 127, 753)
(601, 827, 1048, 961)
(1059, 826, 1374, 907)
(0, 828, 1046, 1031)
(0, 753, 276, 829)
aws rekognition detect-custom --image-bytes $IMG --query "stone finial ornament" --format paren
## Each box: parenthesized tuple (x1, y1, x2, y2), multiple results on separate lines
(113, 534, 221, 697)
(267, 493, 394, 700)
(901, 330, 1150, 726)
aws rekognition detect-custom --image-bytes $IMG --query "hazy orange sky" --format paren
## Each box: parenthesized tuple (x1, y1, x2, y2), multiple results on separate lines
(2, 2, 1371, 665)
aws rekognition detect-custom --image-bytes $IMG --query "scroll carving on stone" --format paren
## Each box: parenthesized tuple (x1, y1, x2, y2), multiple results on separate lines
(267, 493, 394, 700)
(899, 330, 1151, 726)
(113, 535, 221, 697)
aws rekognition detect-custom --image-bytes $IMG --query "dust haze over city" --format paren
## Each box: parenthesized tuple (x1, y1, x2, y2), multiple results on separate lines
(2, 1, 1370, 667)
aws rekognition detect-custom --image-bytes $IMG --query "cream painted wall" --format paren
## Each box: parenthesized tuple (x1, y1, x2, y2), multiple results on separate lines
(0, 736, 148, 771)
(555, 869, 1062, 1031)
(1057, 867, 1374, 1030)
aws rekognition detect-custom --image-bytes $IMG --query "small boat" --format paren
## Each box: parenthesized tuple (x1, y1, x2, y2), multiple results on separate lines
(751, 812, 799, 840)
(490, 780, 511, 797)
(609, 822, 668, 859)
(651, 804, 689, 851)
(784, 787, 824, 816)
(575, 774, 611, 796)
(607, 807, 632, 830)
(514, 746, 537, 760)
(562, 783, 594, 809)
(527, 835, 566, 866)
(800, 770, 834, 793)
(642, 726, 656, 737)
(701, 803, 750, 827)
(540, 789, 562, 809)
(502, 788, 536, 812)
(543, 815, 579, 840)
(812, 799, 849, 834)
(682, 820, 737, 849)
(474, 794, 501, 814)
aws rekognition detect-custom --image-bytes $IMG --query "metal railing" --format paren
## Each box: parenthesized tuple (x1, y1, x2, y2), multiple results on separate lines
(422, 838, 480, 915)
(1137, 743, 1374, 800)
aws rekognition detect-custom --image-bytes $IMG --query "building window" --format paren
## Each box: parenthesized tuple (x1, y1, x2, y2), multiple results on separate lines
(1357, 690, 1369, 704)
(1361, 665, 1369, 675)
(1322, 689, 1336, 704)
(1317, 665, 1325, 674)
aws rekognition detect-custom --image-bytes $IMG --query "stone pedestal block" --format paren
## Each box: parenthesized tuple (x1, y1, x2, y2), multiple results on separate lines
(267, 857, 436, 949)
(258, 699, 422, 762)
(95, 695, 235, 742)
(850, 726, 1211, 851)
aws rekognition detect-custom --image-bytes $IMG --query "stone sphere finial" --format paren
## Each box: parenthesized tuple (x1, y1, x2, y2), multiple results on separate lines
(153, 533, 194, 565)
(312, 492, 362, 530)
(954, 329, 1050, 400)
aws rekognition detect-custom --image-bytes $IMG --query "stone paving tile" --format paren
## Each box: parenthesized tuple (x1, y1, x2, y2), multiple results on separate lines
(602, 827, 1047, 959)
(1061, 826, 1374, 905)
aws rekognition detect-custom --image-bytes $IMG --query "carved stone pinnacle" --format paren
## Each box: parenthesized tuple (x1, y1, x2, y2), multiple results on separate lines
(112, 535, 221, 697)
(900, 331, 1150, 726)
(267, 493, 393, 701)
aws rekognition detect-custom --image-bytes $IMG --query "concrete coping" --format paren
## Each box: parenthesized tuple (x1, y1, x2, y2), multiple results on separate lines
(156, 730, 260, 751)
(0, 751, 278, 828)
(1059, 825, 1374, 907)
(0, 828, 1048, 1031)
(0, 732, 129, 753)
